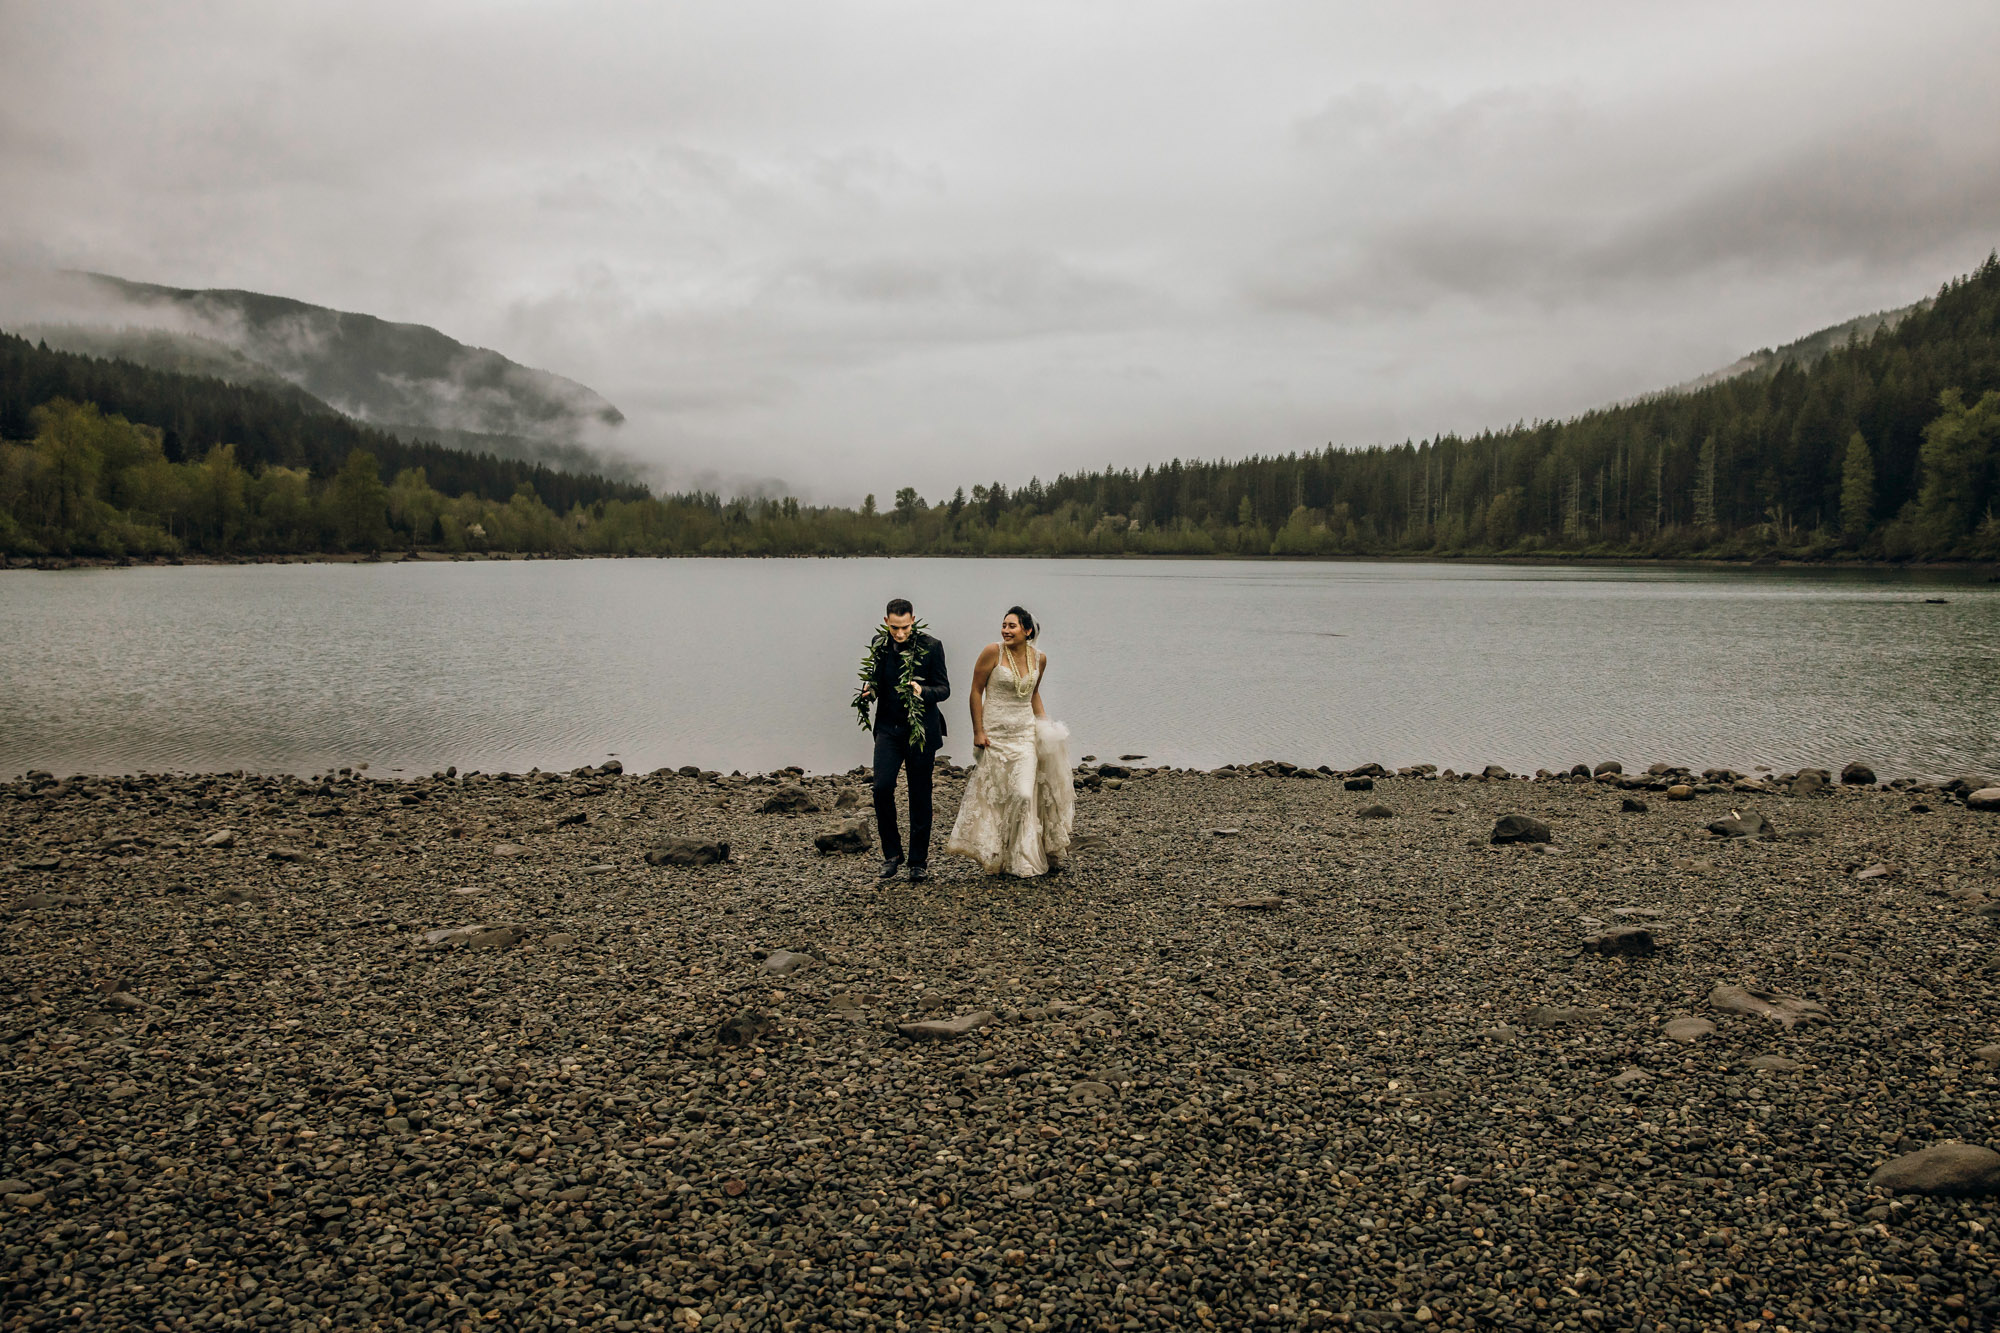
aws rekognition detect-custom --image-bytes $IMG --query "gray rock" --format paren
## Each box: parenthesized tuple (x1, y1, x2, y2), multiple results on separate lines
(715, 1012, 775, 1047)
(1790, 769, 1830, 797)
(1743, 1054, 1801, 1072)
(1067, 1080, 1116, 1104)
(1710, 984, 1828, 1029)
(1356, 805, 1395, 820)
(1971, 1044, 2000, 1066)
(1343, 777, 1374, 791)
(1525, 1004, 1603, 1027)
(202, 828, 238, 848)
(644, 838, 731, 866)
(1222, 894, 1284, 910)
(267, 845, 306, 862)
(757, 785, 821, 814)
(1585, 926, 1655, 956)
(1707, 811, 1774, 839)
(1661, 1016, 1715, 1042)
(1620, 797, 1649, 813)
(813, 821, 872, 855)
(1594, 761, 1623, 776)
(1610, 1067, 1653, 1087)
(0, 1179, 29, 1195)
(1868, 1143, 2000, 1196)
(490, 842, 527, 858)
(1490, 814, 1552, 845)
(1840, 762, 1877, 785)
(758, 949, 816, 975)
(467, 925, 528, 950)
(833, 788, 864, 809)
(1481, 765, 1512, 780)
(1968, 787, 2000, 812)
(897, 1011, 997, 1040)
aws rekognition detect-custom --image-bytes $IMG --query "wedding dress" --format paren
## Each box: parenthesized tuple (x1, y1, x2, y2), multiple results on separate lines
(944, 651, 1074, 876)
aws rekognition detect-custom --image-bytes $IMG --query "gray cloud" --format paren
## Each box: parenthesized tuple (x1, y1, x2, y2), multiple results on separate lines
(2, 1, 1997, 499)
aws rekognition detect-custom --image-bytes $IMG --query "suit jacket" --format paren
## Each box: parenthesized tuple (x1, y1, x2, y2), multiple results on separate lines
(870, 631, 951, 748)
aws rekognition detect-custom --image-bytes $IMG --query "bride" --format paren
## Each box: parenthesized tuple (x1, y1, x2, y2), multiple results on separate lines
(945, 606, 1075, 877)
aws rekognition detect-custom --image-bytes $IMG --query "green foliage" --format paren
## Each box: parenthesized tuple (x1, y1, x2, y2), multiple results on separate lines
(852, 619, 932, 750)
(8, 254, 2000, 563)
(1840, 431, 1874, 537)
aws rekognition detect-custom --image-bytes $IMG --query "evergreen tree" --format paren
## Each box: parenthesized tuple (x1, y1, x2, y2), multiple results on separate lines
(1839, 431, 1874, 537)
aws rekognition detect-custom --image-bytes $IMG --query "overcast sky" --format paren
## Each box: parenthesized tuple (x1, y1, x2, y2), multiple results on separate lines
(4, 1, 1998, 500)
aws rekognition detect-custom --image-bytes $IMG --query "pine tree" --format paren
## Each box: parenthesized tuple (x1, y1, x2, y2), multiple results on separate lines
(1839, 431, 1874, 537)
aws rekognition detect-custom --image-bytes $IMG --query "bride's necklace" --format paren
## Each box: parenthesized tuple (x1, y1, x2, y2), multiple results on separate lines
(1003, 641, 1037, 697)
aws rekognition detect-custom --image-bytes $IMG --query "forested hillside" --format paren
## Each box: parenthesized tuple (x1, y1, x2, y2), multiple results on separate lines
(6, 255, 1998, 561)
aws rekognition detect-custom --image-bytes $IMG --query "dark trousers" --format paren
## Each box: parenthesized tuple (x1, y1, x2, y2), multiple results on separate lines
(872, 725, 936, 866)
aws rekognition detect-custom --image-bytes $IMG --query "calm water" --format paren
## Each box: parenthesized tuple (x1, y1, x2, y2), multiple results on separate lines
(1, 558, 1996, 780)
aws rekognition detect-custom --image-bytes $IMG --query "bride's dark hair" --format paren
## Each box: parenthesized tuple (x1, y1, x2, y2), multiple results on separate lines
(1003, 606, 1038, 641)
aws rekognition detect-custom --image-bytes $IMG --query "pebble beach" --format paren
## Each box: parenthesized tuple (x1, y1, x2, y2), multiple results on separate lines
(4, 759, 2000, 1332)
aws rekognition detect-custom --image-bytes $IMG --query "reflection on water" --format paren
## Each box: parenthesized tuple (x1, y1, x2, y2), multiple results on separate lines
(1, 558, 1996, 780)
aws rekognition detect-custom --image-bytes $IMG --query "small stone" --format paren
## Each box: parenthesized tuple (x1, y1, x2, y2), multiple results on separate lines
(1709, 983, 1827, 1028)
(202, 828, 238, 848)
(544, 933, 577, 953)
(1343, 777, 1374, 791)
(1447, 1175, 1475, 1194)
(104, 992, 146, 1011)
(897, 1011, 997, 1040)
(1067, 1081, 1115, 1104)
(1490, 814, 1552, 845)
(1840, 762, 1876, 785)
(0, 1179, 28, 1195)
(1707, 812, 1773, 839)
(1222, 894, 1284, 910)
(1620, 797, 1648, 813)
(1665, 785, 1694, 801)
(1661, 1016, 1715, 1042)
(757, 785, 821, 814)
(1208, 828, 1241, 837)
(645, 838, 731, 866)
(1356, 804, 1395, 820)
(1971, 1044, 2000, 1066)
(1790, 768, 1831, 797)
(1609, 1067, 1653, 1087)
(1593, 761, 1623, 776)
(267, 845, 305, 862)
(1868, 1143, 2000, 1196)
(715, 1012, 775, 1047)
(813, 821, 871, 855)
(1968, 787, 2000, 812)
(758, 949, 816, 975)
(467, 925, 528, 950)
(1584, 926, 1655, 956)
(1855, 862, 1894, 880)
(491, 842, 527, 858)
(1525, 1005, 1603, 1027)
(1743, 1054, 1801, 1072)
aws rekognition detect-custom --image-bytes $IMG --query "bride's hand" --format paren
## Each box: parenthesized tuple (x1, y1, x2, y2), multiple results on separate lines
(973, 730, 990, 749)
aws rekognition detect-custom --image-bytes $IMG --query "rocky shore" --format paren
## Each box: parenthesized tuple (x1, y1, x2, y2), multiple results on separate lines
(4, 759, 2000, 1332)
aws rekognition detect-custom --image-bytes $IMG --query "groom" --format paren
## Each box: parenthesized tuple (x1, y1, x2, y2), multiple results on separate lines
(861, 598, 951, 882)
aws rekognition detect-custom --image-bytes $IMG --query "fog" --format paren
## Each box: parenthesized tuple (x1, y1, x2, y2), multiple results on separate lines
(3, 1, 1997, 500)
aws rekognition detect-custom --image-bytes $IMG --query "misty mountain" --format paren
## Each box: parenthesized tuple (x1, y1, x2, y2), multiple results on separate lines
(1666, 299, 1930, 395)
(6, 271, 637, 478)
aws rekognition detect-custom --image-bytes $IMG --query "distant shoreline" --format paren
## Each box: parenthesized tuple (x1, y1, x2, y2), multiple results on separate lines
(6, 550, 1998, 576)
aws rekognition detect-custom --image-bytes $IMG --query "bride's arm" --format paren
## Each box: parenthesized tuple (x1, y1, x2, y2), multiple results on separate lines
(969, 644, 999, 747)
(1031, 652, 1049, 720)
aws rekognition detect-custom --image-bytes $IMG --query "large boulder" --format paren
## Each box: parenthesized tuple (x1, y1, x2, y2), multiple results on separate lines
(1490, 814, 1552, 845)
(1967, 788, 2000, 812)
(1840, 762, 1877, 786)
(1868, 1143, 2000, 1196)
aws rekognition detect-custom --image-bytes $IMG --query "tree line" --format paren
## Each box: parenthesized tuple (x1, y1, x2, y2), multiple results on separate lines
(4, 254, 1999, 561)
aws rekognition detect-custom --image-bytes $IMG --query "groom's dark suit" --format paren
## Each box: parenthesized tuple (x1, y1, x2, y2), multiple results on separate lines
(868, 631, 951, 868)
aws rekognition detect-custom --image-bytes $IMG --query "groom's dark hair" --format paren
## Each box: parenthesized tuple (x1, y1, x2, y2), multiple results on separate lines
(885, 598, 914, 617)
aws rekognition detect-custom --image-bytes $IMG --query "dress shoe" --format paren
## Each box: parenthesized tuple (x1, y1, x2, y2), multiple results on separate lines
(907, 864, 932, 883)
(877, 856, 905, 880)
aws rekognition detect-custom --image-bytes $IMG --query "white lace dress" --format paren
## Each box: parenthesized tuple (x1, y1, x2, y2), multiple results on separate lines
(945, 653, 1075, 876)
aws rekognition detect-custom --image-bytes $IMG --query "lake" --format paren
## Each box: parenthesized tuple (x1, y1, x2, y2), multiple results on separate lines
(2, 558, 1996, 781)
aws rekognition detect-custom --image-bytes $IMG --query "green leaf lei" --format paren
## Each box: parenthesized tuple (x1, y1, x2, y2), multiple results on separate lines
(853, 619, 932, 750)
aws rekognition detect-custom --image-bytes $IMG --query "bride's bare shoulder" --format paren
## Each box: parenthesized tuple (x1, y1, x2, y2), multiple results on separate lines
(974, 642, 1001, 664)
